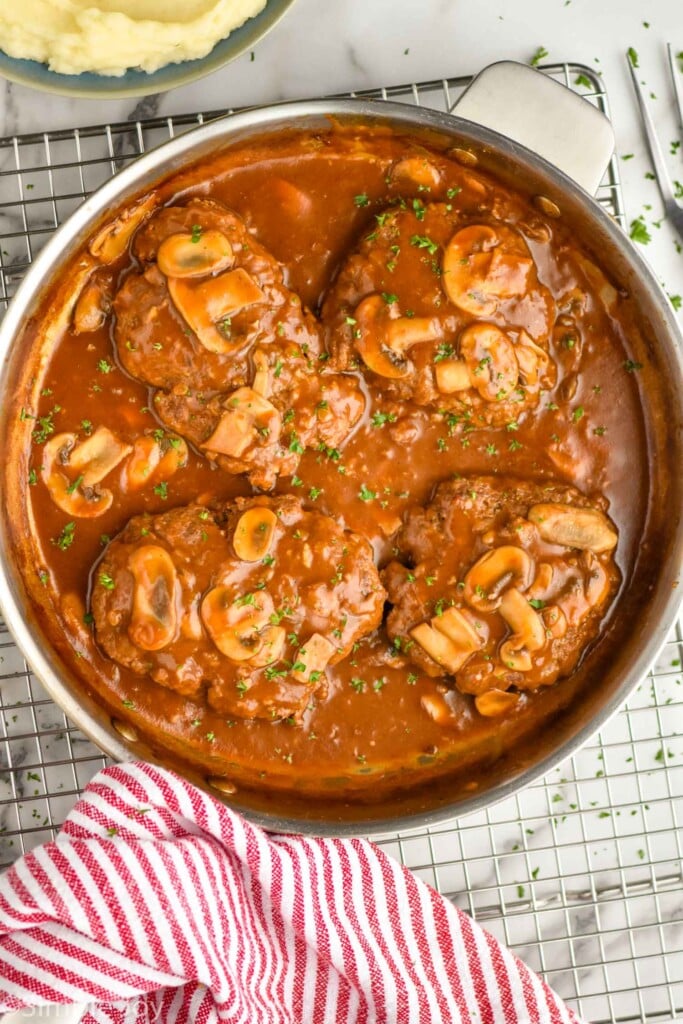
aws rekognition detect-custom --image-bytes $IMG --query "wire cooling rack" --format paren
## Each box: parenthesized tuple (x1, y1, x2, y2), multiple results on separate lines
(0, 65, 680, 1023)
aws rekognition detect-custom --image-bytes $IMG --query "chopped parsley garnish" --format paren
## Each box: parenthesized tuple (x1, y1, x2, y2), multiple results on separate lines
(308, 486, 323, 501)
(370, 410, 397, 428)
(358, 483, 377, 502)
(52, 522, 75, 551)
(66, 474, 83, 495)
(411, 198, 426, 221)
(433, 343, 455, 363)
(410, 233, 438, 255)
(354, 193, 370, 207)
(572, 406, 585, 422)
(99, 572, 115, 590)
(288, 432, 305, 454)
(153, 481, 168, 500)
(28, 468, 37, 486)
(381, 292, 398, 305)
(97, 359, 113, 374)
(623, 359, 643, 373)
(32, 409, 58, 444)
(191, 224, 202, 243)
(80, 419, 93, 435)
(528, 598, 546, 610)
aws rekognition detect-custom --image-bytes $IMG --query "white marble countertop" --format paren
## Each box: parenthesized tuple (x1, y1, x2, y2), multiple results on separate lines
(0, 1, 682, 1019)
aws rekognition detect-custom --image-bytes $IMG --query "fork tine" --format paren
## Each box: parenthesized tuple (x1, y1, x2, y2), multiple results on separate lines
(667, 44, 683, 134)
(627, 53, 678, 209)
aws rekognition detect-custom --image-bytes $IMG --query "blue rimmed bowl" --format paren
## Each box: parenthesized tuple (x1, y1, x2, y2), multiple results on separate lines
(0, 0, 297, 98)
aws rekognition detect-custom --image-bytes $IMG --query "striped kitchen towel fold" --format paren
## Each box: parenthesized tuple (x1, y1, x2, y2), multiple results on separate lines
(0, 761, 581, 1024)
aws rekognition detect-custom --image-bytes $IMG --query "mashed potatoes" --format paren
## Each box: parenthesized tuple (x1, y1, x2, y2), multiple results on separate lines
(0, 0, 268, 76)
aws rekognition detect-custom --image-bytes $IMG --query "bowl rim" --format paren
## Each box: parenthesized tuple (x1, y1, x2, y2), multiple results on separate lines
(0, 0, 298, 99)
(0, 97, 681, 837)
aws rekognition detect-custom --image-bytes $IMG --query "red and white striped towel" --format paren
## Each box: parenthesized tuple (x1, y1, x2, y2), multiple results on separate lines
(0, 761, 581, 1023)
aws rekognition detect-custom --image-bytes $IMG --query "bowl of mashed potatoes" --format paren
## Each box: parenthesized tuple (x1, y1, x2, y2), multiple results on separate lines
(0, 0, 297, 97)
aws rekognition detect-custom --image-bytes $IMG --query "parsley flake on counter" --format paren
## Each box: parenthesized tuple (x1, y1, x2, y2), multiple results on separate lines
(629, 216, 651, 244)
(530, 46, 548, 67)
(575, 74, 592, 88)
(627, 47, 639, 68)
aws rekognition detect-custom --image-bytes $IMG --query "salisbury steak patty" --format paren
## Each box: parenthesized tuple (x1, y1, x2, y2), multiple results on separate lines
(113, 199, 365, 489)
(322, 202, 556, 426)
(92, 496, 386, 721)
(383, 476, 620, 716)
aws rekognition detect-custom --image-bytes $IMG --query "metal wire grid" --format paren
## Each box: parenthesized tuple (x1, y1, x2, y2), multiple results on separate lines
(0, 64, 679, 1021)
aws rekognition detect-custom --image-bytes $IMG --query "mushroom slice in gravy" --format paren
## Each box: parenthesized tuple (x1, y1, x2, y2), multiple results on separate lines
(41, 427, 132, 518)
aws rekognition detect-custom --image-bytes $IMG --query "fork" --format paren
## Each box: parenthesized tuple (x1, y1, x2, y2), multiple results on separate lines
(627, 44, 683, 242)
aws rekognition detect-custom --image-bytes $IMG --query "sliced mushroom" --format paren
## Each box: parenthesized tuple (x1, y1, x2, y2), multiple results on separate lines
(463, 546, 533, 612)
(432, 606, 484, 654)
(475, 689, 520, 717)
(498, 587, 546, 672)
(41, 257, 97, 350)
(42, 427, 131, 518)
(435, 359, 471, 394)
(292, 633, 336, 683)
(526, 562, 554, 600)
(390, 156, 441, 189)
(515, 331, 552, 389)
(543, 604, 567, 638)
(555, 553, 611, 627)
(73, 272, 113, 334)
(249, 626, 286, 668)
(421, 690, 455, 725)
(459, 323, 519, 402)
(201, 387, 282, 460)
(89, 194, 157, 263)
(157, 230, 234, 279)
(201, 586, 274, 662)
(123, 434, 188, 491)
(127, 546, 178, 652)
(69, 426, 133, 487)
(499, 587, 546, 650)
(252, 349, 271, 398)
(442, 224, 532, 315)
(410, 622, 473, 674)
(168, 268, 265, 354)
(528, 503, 618, 553)
(354, 294, 440, 379)
(233, 506, 278, 562)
